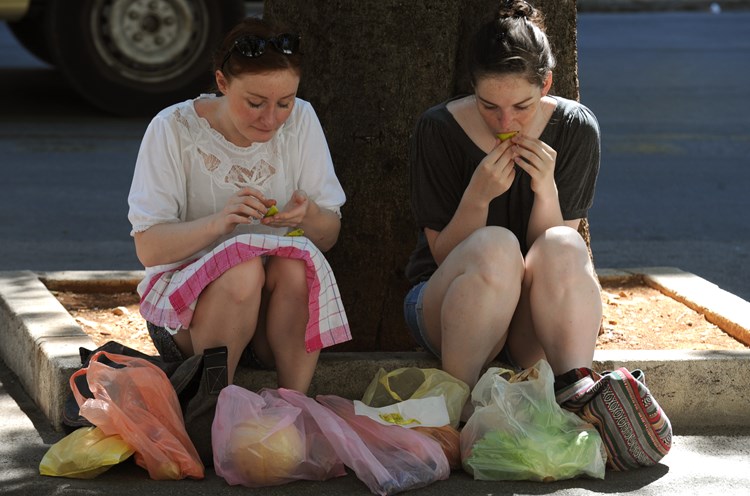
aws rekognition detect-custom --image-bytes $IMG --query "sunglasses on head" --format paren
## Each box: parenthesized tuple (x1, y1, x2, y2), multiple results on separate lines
(221, 33, 301, 70)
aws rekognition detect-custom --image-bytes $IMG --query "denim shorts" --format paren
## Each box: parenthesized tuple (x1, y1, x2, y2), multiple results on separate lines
(403, 281, 441, 357)
(403, 281, 519, 369)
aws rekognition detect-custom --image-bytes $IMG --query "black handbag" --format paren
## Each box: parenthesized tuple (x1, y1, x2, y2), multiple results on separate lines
(64, 340, 228, 467)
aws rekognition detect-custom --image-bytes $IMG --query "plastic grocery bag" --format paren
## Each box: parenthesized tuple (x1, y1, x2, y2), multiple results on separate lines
(39, 426, 134, 479)
(212, 385, 345, 487)
(361, 367, 469, 429)
(317, 394, 450, 495)
(69, 351, 204, 480)
(461, 360, 606, 482)
(353, 396, 460, 470)
(261, 388, 347, 480)
(277, 389, 408, 495)
(414, 424, 461, 470)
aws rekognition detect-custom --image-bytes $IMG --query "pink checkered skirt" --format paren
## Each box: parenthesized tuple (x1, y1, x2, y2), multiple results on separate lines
(138, 234, 351, 353)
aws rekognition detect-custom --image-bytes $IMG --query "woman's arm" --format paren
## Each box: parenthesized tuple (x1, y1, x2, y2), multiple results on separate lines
(525, 102, 601, 245)
(509, 134, 567, 245)
(263, 189, 340, 252)
(423, 191, 490, 265)
(134, 217, 221, 267)
(279, 102, 345, 252)
(134, 186, 275, 267)
(298, 199, 341, 252)
(425, 140, 517, 265)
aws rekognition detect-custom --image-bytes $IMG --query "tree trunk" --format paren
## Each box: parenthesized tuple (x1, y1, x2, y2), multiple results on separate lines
(264, 0, 583, 351)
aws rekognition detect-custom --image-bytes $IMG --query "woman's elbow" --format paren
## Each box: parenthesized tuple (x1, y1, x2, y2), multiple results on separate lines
(133, 232, 159, 267)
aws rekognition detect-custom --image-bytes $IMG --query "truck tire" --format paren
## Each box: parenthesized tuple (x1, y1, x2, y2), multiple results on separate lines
(46, 0, 246, 116)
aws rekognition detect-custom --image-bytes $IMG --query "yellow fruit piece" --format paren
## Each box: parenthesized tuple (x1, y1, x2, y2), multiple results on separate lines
(264, 205, 279, 217)
(378, 412, 421, 426)
(496, 131, 518, 142)
(285, 228, 305, 237)
(228, 418, 305, 486)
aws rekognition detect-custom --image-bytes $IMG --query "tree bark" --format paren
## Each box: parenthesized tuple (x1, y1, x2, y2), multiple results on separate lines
(264, 0, 583, 351)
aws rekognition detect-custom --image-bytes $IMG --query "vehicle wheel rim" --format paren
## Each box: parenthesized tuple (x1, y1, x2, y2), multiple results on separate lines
(90, 0, 209, 83)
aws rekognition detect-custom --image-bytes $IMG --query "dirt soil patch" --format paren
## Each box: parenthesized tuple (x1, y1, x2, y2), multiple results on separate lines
(52, 278, 749, 357)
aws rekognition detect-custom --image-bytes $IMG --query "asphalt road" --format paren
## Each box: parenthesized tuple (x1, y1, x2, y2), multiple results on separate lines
(578, 11, 750, 301)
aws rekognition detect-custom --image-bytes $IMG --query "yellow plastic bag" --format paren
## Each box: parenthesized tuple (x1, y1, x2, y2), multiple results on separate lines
(361, 368, 469, 429)
(39, 426, 134, 479)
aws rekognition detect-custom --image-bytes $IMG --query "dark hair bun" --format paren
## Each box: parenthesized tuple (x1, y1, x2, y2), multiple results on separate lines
(498, 0, 545, 30)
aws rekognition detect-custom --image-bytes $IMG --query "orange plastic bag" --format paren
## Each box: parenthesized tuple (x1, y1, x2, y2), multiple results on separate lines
(414, 425, 461, 471)
(69, 351, 204, 480)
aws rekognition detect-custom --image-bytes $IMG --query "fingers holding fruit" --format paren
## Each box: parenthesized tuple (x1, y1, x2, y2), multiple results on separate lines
(509, 135, 557, 195)
(469, 139, 517, 202)
(261, 189, 309, 228)
(219, 188, 275, 227)
(235, 188, 276, 219)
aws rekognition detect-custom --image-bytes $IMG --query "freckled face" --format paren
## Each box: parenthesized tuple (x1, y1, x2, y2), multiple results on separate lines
(217, 68, 300, 146)
(474, 74, 546, 135)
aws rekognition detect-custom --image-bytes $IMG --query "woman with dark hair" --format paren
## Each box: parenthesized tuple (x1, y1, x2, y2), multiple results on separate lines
(128, 17, 350, 394)
(404, 0, 602, 414)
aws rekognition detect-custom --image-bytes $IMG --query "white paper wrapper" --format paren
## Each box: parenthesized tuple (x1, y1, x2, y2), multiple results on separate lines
(353, 396, 450, 428)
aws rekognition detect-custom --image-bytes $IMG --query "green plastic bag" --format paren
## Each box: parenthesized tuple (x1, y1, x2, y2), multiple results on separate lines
(39, 426, 134, 479)
(460, 360, 606, 482)
(361, 367, 469, 429)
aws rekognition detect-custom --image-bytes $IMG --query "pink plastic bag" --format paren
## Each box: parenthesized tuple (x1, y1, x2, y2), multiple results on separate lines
(211, 385, 345, 487)
(316, 394, 450, 495)
(69, 351, 204, 480)
(275, 389, 396, 495)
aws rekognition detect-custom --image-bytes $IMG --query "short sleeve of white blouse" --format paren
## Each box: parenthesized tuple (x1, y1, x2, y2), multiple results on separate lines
(127, 94, 345, 244)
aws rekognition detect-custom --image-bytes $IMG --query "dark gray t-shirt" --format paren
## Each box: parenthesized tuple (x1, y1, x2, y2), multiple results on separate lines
(405, 95, 601, 285)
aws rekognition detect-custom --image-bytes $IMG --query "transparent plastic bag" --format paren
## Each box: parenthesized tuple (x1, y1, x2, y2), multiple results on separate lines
(277, 389, 402, 495)
(260, 388, 347, 481)
(317, 394, 450, 495)
(413, 424, 461, 471)
(39, 426, 134, 479)
(460, 360, 606, 482)
(361, 368, 469, 429)
(212, 385, 345, 487)
(69, 351, 204, 480)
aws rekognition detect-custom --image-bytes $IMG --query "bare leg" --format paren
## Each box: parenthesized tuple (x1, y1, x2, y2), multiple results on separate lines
(421, 227, 525, 389)
(255, 256, 318, 393)
(508, 226, 602, 374)
(174, 257, 265, 383)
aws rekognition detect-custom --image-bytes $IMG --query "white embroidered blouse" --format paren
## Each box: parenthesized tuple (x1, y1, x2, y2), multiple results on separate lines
(127, 94, 346, 269)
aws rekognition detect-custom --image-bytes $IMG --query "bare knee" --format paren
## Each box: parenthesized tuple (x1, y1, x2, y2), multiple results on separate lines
(526, 226, 592, 284)
(265, 257, 308, 297)
(461, 226, 524, 288)
(209, 257, 265, 304)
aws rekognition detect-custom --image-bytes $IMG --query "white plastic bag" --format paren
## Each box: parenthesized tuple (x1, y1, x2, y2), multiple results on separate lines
(461, 360, 606, 481)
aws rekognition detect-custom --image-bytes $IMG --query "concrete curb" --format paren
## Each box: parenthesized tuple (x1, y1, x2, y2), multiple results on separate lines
(1, 268, 749, 432)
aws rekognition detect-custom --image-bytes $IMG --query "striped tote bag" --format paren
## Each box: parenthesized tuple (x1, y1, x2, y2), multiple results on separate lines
(554, 367, 672, 471)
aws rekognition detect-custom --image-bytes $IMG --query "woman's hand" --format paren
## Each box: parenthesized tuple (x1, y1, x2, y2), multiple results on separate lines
(262, 189, 309, 229)
(465, 138, 517, 206)
(214, 187, 276, 235)
(510, 134, 558, 199)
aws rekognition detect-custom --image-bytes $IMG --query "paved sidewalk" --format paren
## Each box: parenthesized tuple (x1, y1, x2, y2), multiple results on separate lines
(2, 356, 750, 496)
(2, 268, 750, 495)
